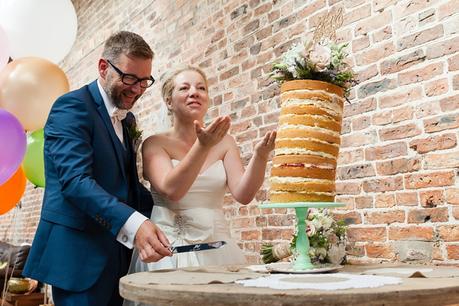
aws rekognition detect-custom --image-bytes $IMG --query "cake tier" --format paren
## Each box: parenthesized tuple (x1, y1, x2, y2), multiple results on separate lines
(270, 192, 334, 203)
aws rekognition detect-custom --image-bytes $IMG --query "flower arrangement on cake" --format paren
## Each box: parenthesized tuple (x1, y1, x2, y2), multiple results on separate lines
(270, 38, 355, 94)
(261, 208, 346, 264)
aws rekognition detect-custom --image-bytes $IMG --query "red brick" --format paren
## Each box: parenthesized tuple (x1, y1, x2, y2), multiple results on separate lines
(379, 123, 422, 141)
(332, 211, 362, 225)
(453, 74, 459, 90)
(372, 109, 392, 126)
(241, 229, 261, 240)
(407, 207, 449, 223)
(446, 245, 459, 259)
(389, 226, 434, 241)
(365, 210, 405, 225)
(343, 3, 371, 26)
(424, 78, 449, 97)
(397, 25, 444, 51)
(439, 1, 459, 20)
(397, 0, 438, 17)
(354, 10, 391, 36)
(355, 196, 374, 209)
(380, 50, 426, 75)
(424, 113, 459, 133)
(267, 214, 294, 226)
(365, 243, 396, 259)
(356, 42, 395, 66)
(338, 149, 364, 164)
(341, 130, 378, 148)
(347, 227, 387, 242)
(409, 133, 457, 154)
(352, 35, 370, 53)
(261, 228, 294, 240)
(363, 176, 403, 193)
(351, 115, 371, 130)
(448, 53, 459, 71)
(392, 106, 413, 123)
(344, 97, 377, 117)
(336, 182, 361, 195)
(453, 207, 459, 220)
(419, 189, 445, 207)
(373, 0, 397, 12)
(405, 171, 455, 189)
(396, 191, 418, 206)
(373, 25, 392, 43)
(337, 163, 376, 180)
(365, 142, 408, 161)
(375, 193, 396, 208)
(379, 86, 422, 109)
(356, 65, 379, 83)
(415, 100, 442, 119)
(398, 62, 444, 86)
(446, 188, 459, 205)
(439, 94, 459, 112)
(426, 36, 459, 59)
(438, 225, 459, 242)
(424, 152, 459, 169)
(346, 243, 365, 256)
(376, 157, 421, 175)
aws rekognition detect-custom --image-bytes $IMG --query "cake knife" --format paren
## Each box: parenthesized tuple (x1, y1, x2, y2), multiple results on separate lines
(170, 241, 226, 254)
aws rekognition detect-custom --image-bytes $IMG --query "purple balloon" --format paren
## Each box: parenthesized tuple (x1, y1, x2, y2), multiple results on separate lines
(0, 109, 26, 185)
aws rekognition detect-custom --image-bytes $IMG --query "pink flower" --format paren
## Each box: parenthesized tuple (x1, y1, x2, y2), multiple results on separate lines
(306, 224, 316, 237)
(309, 44, 331, 72)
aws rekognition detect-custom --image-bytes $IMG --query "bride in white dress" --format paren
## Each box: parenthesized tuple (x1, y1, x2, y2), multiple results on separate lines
(127, 66, 276, 280)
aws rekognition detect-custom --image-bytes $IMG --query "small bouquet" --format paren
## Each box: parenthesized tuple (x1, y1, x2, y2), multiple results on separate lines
(270, 37, 355, 92)
(261, 208, 346, 264)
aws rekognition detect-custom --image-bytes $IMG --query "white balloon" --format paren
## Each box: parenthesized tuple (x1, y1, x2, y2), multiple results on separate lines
(0, 0, 78, 63)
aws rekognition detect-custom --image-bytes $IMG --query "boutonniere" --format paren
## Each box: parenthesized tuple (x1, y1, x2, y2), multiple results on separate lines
(125, 112, 143, 153)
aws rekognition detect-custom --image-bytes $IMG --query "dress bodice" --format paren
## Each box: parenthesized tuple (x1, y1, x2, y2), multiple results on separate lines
(150, 159, 227, 210)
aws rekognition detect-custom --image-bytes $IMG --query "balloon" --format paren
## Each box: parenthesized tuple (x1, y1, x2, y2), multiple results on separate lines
(0, 24, 10, 70)
(0, 109, 26, 185)
(0, 57, 70, 131)
(0, 0, 78, 63)
(0, 167, 26, 215)
(23, 129, 45, 187)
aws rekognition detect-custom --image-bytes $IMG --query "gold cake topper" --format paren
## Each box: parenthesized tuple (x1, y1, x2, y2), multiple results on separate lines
(312, 7, 344, 44)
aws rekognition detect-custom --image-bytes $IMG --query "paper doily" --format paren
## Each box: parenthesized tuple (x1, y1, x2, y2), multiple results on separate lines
(236, 273, 402, 290)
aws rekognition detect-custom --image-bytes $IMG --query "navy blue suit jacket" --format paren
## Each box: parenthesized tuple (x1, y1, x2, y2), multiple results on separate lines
(23, 81, 153, 292)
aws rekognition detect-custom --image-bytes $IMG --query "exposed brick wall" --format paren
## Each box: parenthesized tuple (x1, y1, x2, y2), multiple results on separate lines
(1, 0, 458, 265)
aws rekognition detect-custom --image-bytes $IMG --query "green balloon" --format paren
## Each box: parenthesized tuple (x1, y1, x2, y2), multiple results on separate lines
(23, 129, 45, 187)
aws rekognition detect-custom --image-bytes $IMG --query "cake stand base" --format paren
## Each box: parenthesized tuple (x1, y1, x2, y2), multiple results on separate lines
(259, 202, 345, 271)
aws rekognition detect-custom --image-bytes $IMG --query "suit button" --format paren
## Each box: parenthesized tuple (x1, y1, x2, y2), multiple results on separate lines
(122, 235, 128, 242)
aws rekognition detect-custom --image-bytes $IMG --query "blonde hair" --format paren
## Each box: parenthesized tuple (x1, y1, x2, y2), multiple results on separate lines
(161, 66, 208, 104)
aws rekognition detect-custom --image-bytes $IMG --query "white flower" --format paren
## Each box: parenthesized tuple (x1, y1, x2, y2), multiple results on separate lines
(281, 43, 305, 78)
(306, 224, 316, 237)
(320, 215, 334, 231)
(309, 43, 331, 72)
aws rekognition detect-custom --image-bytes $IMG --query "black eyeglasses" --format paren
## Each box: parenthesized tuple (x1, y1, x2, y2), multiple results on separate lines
(106, 59, 155, 88)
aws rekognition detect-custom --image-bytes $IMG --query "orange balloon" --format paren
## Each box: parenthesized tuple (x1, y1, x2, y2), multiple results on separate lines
(0, 167, 26, 215)
(0, 57, 69, 131)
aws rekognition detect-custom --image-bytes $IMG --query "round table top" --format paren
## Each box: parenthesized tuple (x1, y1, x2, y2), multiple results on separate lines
(120, 264, 459, 306)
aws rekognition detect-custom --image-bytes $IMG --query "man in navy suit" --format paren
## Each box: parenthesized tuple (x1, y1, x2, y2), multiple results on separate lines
(23, 31, 172, 306)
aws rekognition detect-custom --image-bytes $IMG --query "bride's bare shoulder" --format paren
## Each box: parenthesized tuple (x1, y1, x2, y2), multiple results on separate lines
(143, 132, 174, 150)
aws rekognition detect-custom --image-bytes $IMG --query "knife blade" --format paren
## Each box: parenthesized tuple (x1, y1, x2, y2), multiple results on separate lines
(170, 241, 226, 254)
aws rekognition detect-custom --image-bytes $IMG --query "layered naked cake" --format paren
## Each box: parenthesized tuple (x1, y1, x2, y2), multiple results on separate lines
(270, 80, 345, 203)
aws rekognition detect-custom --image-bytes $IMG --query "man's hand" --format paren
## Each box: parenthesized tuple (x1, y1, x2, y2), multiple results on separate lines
(134, 220, 172, 263)
(194, 116, 230, 148)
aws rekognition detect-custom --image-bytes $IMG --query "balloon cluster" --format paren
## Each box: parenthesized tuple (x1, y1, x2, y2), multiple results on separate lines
(0, 0, 77, 215)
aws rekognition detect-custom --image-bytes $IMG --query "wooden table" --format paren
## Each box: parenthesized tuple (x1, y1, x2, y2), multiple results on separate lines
(120, 264, 459, 306)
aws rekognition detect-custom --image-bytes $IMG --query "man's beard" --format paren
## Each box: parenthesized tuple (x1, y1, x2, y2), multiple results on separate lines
(104, 75, 139, 110)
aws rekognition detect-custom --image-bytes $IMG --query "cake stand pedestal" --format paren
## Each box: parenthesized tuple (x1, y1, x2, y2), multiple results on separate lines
(259, 202, 345, 271)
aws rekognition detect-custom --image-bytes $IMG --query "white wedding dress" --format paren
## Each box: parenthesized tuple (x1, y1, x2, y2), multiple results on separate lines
(125, 160, 246, 299)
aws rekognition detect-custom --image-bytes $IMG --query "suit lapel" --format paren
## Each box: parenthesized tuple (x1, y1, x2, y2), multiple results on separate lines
(88, 81, 128, 183)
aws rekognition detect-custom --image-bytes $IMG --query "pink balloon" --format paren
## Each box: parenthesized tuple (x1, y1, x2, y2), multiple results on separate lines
(0, 109, 26, 185)
(0, 25, 10, 70)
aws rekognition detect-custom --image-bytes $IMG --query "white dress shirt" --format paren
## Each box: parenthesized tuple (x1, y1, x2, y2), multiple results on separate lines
(97, 80, 147, 249)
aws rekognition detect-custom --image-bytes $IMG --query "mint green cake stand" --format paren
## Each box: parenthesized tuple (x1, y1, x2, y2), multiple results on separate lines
(259, 202, 345, 270)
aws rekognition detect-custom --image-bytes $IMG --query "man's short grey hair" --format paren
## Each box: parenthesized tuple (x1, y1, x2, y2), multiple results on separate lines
(102, 31, 154, 63)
